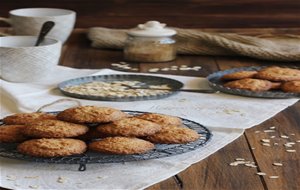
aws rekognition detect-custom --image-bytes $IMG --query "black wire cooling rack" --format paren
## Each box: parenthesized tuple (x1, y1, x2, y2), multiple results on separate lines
(0, 111, 212, 171)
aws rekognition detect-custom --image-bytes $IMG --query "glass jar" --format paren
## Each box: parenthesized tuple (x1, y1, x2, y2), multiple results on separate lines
(124, 21, 177, 62)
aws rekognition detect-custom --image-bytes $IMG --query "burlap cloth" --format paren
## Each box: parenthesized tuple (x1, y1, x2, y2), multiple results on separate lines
(87, 27, 300, 61)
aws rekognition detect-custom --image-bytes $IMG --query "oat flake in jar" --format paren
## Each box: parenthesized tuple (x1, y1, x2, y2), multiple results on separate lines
(124, 21, 177, 62)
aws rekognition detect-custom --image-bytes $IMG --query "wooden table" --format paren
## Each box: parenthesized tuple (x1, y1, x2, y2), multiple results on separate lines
(1, 28, 300, 190)
(64, 28, 299, 190)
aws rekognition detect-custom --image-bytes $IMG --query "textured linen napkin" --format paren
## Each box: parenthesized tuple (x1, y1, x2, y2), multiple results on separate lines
(0, 66, 298, 190)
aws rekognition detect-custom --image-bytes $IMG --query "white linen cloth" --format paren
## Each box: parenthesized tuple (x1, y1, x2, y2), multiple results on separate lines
(0, 66, 298, 190)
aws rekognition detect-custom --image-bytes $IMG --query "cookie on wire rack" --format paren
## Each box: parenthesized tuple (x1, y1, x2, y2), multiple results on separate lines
(3, 112, 56, 125)
(0, 125, 28, 143)
(97, 117, 162, 137)
(89, 137, 154, 155)
(255, 66, 300, 82)
(221, 70, 258, 80)
(17, 138, 87, 157)
(23, 119, 89, 138)
(224, 78, 274, 92)
(281, 81, 300, 93)
(146, 125, 200, 144)
(135, 113, 182, 127)
(56, 106, 127, 124)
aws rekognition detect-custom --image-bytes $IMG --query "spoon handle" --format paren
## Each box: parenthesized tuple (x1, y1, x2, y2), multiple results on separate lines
(35, 21, 55, 46)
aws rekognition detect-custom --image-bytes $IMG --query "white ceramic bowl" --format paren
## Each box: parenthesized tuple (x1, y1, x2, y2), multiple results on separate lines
(0, 36, 62, 83)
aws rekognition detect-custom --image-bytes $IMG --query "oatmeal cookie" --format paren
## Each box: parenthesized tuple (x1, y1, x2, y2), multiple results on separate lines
(136, 113, 182, 127)
(17, 138, 87, 157)
(146, 125, 200, 144)
(89, 137, 154, 154)
(224, 78, 273, 91)
(97, 117, 162, 137)
(23, 119, 88, 138)
(0, 125, 28, 143)
(255, 66, 300, 82)
(221, 70, 258, 80)
(57, 106, 127, 124)
(281, 81, 300, 93)
(3, 112, 56, 125)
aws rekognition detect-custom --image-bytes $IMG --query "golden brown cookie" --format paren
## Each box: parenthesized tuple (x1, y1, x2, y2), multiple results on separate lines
(17, 138, 87, 157)
(224, 78, 273, 91)
(0, 125, 28, 143)
(146, 125, 200, 144)
(97, 117, 162, 137)
(89, 137, 154, 154)
(56, 106, 127, 124)
(255, 66, 300, 82)
(23, 119, 88, 138)
(136, 113, 182, 127)
(3, 112, 56, 125)
(281, 81, 300, 93)
(221, 71, 258, 80)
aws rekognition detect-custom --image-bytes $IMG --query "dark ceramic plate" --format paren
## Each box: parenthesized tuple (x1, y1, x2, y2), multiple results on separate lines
(207, 66, 300, 99)
(58, 74, 184, 101)
(0, 111, 212, 171)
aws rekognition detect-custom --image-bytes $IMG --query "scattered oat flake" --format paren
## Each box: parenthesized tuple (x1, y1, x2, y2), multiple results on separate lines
(280, 135, 289, 139)
(148, 68, 159, 72)
(274, 143, 279, 146)
(297, 140, 300, 143)
(270, 136, 276, 138)
(251, 147, 256, 150)
(29, 185, 39, 189)
(269, 176, 279, 179)
(286, 142, 296, 145)
(273, 162, 283, 166)
(290, 133, 295, 136)
(57, 176, 66, 183)
(284, 144, 293, 148)
(264, 130, 276, 133)
(269, 126, 276, 129)
(256, 172, 267, 176)
(255, 131, 260, 133)
(235, 158, 245, 161)
(245, 163, 257, 168)
(261, 139, 270, 143)
(229, 161, 246, 166)
(262, 143, 271, 146)
(286, 149, 296, 153)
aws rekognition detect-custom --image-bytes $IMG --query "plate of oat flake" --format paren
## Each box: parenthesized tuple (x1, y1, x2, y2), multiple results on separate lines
(58, 74, 184, 101)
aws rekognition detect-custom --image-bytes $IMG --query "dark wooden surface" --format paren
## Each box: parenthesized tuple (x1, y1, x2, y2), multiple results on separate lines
(0, 27, 299, 190)
(1, 1, 300, 188)
(62, 29, 299, 190)
(1, 0, 300, 28)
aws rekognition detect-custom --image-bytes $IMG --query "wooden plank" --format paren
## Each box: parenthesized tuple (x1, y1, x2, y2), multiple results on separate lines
(245, 103, 300, 190)
(176, 135, 265, 190)
(214, 56, 300, 190)
(146, 134, 267, 190)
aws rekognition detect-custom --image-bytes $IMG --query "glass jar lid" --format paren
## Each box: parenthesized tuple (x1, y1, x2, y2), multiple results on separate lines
(127, 21, 177, 37)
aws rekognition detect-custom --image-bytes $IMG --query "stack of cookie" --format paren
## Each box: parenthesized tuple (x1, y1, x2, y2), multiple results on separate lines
(221, 66, 300, 93)
(0, 106, 200, 157)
